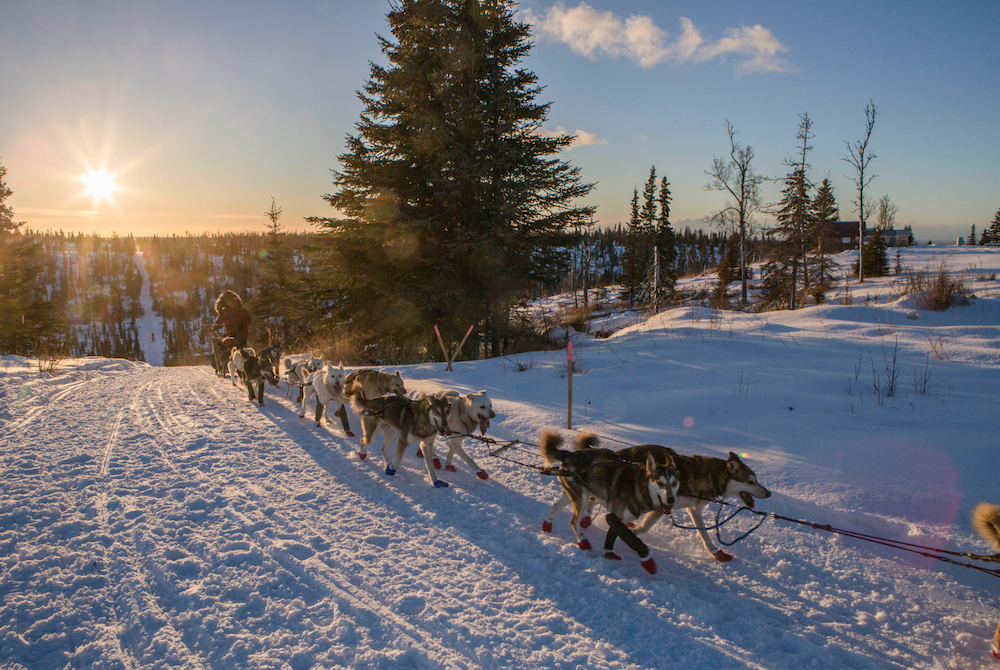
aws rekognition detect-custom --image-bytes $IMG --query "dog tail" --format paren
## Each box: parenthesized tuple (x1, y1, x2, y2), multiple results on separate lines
(539, 430, 574, 466)
(573, 432, 600, 451)
(972, 502, 1000, 551)
(350, 392, 378, 416)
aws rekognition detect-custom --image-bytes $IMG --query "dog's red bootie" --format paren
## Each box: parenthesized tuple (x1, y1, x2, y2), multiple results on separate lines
(580, 515, 592, 529)
(640, 557, 657, 575)
(713, 549, 733, 562)
(578, 538, 592, 551)
(476, 470, 489, 480)
(541, 520, 553, 533)
(991, 645, 1000, 663)
(604, 551, 621, 560)
(416, 449, 423, 458)
(433, 458, 441, 470)
(445, 464, 457, 472)
(345, 431, 355, 438)
(358, 452, 367, 460)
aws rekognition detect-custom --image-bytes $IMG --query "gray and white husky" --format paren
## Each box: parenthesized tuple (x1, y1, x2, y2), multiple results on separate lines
(351, 393, 451, 488)
(420, 390, 495, 480)
(540, 431, 679, 575)
(284, 354, 324, 402)
(300, 362, 354, 436)
(616, 445, 771, 562)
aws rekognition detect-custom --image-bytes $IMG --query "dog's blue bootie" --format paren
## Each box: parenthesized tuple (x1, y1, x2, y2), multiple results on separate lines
(385, 466, 395, 476)
(433, 480, 449, 488)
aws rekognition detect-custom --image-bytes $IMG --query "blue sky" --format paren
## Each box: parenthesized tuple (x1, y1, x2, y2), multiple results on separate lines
(1, 0, 997, 243)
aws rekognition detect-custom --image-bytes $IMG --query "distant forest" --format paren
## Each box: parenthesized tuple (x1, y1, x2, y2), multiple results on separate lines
(0, 226, 741, 365)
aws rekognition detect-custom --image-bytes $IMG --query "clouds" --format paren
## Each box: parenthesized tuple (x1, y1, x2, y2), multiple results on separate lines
(536, 126, 607, 150)
(523, 2, 798, 75)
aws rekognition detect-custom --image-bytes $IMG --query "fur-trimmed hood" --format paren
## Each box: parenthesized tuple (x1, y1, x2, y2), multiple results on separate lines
(215, 290, 244, 315)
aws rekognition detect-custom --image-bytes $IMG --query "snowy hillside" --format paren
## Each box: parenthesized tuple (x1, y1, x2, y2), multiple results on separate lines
(2, 247, 1000, 669)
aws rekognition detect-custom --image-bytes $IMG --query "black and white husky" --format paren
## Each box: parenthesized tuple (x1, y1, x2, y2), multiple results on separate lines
(540, 431, 679, 574)
(299, 362, 354, 436)
(351, 393, 452, 488)
(239, 348, 274, 406)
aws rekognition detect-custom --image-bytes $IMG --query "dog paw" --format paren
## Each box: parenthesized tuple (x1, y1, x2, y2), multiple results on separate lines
(433, 458, 441, 470)
(580, 515, 592, 529)
(298, 414, 305, 419)
(315, 422, 322, 428)
(345, 431, 355, 437)
(385, 466, 395, 476)
(541, 520, 553, 533)
(415, 449, 423, 458)
(577, 538, 592, 551)
(334, 409, 341, 417)
(445, 464, 457, 472)
(433, 480, 449, 488)
(358, 452, 367, 460)
(475, 470, 488, 480)
(604, 551, 622, 560)
(640, 557, 657, 575)
(713, 550, 733, 562)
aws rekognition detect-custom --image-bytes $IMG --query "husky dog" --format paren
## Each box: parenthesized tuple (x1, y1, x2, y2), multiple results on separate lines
(420, 390, 495, 480)
(239, 348, 269, 405)
(228, 346, 255, 386)
(351, 393, 451, 488)
(284, 354, 324, 402)
(211, 339, 230, 378)
(300, 362, 354, 436)
(541, 434, 621, 533)
(540, 431, 679, 575)
(972, 502, 1000, 661)
(257, 344, 282, 387)
(343, 368, 406, 400)
(615, 445, 771, 562)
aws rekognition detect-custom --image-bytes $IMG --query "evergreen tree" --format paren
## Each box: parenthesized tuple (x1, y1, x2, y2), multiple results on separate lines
(655, 176, 677, 295)
(0, 160, 62, 355)
(621, 189, 647, 305)
(854, 229, 889, 278)
(982, 209, 1000, 245)
(968, 224, 977, 246)
(309, 0, 594, 357)
(811, 178, 839, 298)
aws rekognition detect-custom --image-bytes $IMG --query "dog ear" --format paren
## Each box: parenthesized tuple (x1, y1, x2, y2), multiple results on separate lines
(645, 453, 658, 474)
(727, 452, 742, 474)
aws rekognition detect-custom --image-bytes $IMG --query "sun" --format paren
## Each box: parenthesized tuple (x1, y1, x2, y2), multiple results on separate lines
(80, 168, 119, 205)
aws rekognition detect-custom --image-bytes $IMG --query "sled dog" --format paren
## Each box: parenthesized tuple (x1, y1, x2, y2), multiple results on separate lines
(211, 339, 230, 377)
(228, 346, 255, 386)
(239, 348, 269, 405)
(257, 344, 282, 388)
(300, 362, 354, 436)
(540, 431, 679, 574)
(541, 434, 621, 533)
(615, 445, 771, 562)
(343, 368, 406, 400)
(972, 502, 1000, 661)
(351, 393, 451, 488)
(422, 390, 495, 480)
(284, 354, 324, 402)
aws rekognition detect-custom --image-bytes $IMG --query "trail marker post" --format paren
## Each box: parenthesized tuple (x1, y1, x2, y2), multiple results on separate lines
(567, 341, 573, 429)
(434, 324, 475, 372)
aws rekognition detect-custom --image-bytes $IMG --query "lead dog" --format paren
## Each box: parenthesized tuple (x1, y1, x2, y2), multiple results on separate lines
(421, 390, 494, 480)
(300, 362, 354, 436)
(540, 431, 679, 575)
(343, 368, 406, 400)
(616, 445, 771, 562)
(351, 393, 451, 488)
(239, 348, 271, 405)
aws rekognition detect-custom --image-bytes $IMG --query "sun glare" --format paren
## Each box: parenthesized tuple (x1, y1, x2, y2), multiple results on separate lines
(80, 168, 119, 204)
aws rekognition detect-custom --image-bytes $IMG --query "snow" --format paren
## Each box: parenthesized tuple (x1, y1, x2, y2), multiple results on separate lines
(2, 247, 1000, 669)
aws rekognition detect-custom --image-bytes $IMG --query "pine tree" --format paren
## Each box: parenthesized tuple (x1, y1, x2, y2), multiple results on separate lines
(811, 178, 839, 298)
(309, 0, 594, 357)
(655, 176, 677, 295)
(982, 209, 1000, 246)
(621, 189, 647, 305)
(968, 224, 977, 246)
(854, 229, 889, 278)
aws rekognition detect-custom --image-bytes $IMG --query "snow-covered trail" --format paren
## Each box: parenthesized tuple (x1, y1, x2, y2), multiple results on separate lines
(132, 249, 164, 367)
(2, 354, 998, 669)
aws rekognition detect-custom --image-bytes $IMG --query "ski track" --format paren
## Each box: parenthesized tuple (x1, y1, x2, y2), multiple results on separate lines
(1, 355, 997, 669)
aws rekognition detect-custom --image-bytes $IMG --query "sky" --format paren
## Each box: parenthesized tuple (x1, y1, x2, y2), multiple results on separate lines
(1, 0, 998, 243)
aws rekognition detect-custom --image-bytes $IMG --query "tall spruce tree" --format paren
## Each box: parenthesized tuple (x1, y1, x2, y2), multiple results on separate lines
(983, 209, 1000, 245)
(656, 176, 677, 294)
(810, 178, 839, 297)
(621, 188, 647, 305)
(309, 0, 594, 357)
